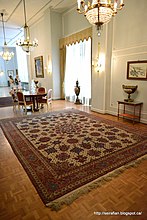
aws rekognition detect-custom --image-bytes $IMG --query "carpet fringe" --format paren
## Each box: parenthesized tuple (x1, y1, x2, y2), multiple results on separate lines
(46, 155, 147, 211)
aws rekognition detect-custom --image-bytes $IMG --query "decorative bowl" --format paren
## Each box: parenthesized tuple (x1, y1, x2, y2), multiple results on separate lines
(122, 85, 138, 102)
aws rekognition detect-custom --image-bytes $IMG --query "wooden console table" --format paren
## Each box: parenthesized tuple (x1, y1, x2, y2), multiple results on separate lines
(117, 101, 143, 124)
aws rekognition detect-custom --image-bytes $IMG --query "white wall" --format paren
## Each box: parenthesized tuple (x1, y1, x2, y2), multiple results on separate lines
(29, 6, 90, 99)
(91, 0, 147, 123)
(91, 25, 107, 113)
(0, 6, 87, 93)
(62, 7, 91, 37)
(26, 0, 147, 123)
(50, 11, 62, 99)
(109, 0, 147, 123)
(29, 8, 52, 93)
(61, 1, 147, 123)
(29, 8, 62, 99)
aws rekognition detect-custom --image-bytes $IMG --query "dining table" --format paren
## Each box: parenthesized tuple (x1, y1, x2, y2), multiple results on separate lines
(23, 90, 47, 111)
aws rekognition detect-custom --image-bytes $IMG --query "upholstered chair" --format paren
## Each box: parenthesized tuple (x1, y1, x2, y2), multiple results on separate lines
(38, 89, 52, 110)
(9, 89, 18, 111)
(37, 87, 46, 94)
(17, 91, 34, 113)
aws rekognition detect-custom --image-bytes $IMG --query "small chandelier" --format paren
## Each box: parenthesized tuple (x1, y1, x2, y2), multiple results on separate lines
(16, 0, 38, 53)
(77, 0, 124, 35)
(0, 12, 14, 61)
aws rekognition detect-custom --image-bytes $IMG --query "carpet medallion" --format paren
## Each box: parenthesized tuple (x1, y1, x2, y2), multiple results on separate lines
(0, 109, 147, 210)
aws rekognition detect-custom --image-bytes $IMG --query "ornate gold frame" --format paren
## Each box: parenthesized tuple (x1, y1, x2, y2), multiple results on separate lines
(35, 56, 44, 78)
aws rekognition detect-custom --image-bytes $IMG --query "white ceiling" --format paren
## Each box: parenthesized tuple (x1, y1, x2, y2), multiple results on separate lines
(0, 0, 77, 46)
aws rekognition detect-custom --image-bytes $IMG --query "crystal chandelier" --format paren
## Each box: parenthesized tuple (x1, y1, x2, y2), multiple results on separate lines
(16, 0, 38, 53)
(77, 0, 124, 35)
(0, 12, 14, 61)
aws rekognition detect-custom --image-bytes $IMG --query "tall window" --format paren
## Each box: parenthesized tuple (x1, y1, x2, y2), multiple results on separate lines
(16, 46, 29, 83)
(64, 38, 91, 105)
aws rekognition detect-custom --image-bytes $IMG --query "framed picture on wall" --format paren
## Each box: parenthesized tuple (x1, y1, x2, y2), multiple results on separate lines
(7, 70, 14, 77)
(127, 60, 147, 80)
(35, 56, 44, 78)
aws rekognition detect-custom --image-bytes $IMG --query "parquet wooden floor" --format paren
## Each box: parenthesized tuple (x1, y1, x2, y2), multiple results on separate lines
(0, 100, 147, 220)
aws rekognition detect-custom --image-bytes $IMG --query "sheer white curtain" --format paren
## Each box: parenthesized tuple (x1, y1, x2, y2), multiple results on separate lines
(64, 38, 91, 105)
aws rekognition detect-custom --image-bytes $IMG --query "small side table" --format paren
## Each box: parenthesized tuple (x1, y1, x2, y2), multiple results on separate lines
(117, 101, 143, 124)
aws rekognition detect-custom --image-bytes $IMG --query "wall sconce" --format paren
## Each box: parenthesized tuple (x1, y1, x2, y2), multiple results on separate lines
(47, 64, 52, 74)
(92, 54, 105, 73)
(0, 71, 4, 76)
(44, 64, 52, 74)
(92, 58, 102, 72)
(92, 42, 103, 72)
(45, 55, 52, 74)
(0, 68, 4, 76)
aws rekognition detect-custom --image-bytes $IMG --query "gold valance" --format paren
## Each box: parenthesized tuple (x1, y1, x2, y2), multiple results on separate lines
(59, 27, 92, 49)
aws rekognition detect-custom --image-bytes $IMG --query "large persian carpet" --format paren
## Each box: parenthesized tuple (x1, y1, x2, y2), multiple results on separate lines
(0, 97, 13, 108)
(0, 109, 147, 210)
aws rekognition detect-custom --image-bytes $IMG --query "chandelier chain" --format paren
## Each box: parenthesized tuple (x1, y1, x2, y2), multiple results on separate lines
(16, 0, 38, 53)
(23, 0, 27, 26)
(1, 13, 7, 45)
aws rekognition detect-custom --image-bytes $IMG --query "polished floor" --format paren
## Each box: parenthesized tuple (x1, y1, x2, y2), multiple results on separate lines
(0, 90, 147, 220)
(0, 86, 11, 97)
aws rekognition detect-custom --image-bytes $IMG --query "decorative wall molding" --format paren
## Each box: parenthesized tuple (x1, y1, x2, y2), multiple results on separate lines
(112, 45, 147, 57)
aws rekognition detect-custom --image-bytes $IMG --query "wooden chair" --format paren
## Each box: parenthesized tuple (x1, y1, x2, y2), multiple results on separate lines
(37, 87, 46, 94)
(37, 87, 46, 108)
(9, 89, 18, 111)
(38, 89, 52, 110)
(17, 91, 34, 113)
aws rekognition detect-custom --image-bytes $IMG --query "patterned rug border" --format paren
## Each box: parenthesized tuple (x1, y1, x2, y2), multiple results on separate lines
(0, 108, 147, 211)
(46, 155, 147, 211)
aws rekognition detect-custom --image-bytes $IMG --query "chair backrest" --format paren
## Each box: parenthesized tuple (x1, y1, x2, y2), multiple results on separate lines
(17, 91, 25, 104)
(38, 87, 46, 94)
(47, 89, 52, 100)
